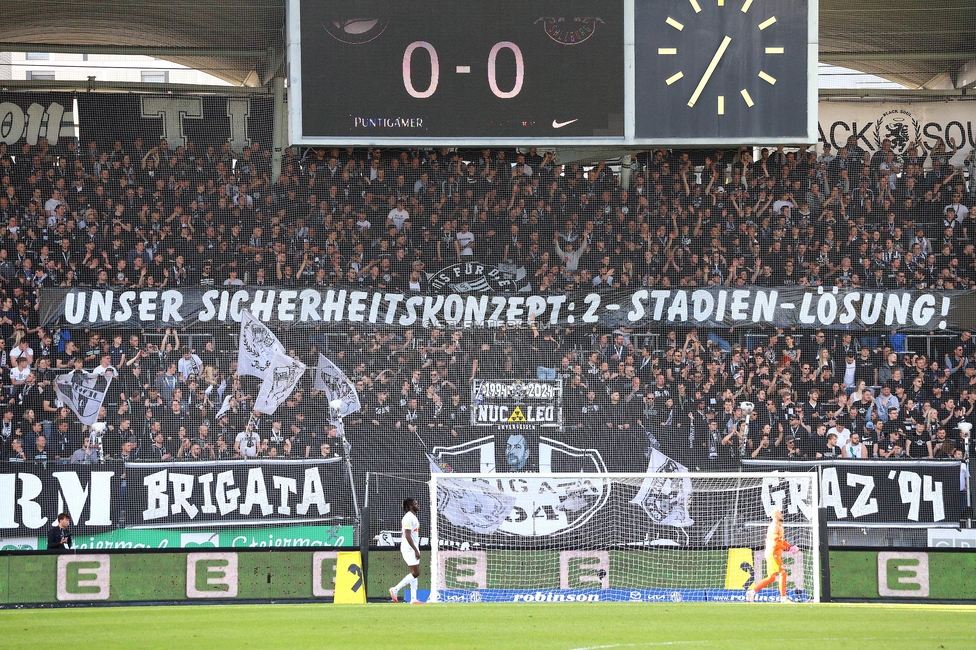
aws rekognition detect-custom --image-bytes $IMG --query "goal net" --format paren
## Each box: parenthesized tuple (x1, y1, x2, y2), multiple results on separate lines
(428, 472, 819, 603)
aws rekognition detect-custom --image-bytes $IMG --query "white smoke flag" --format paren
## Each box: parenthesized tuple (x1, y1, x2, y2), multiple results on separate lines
(629, 449, 695, 527)
(55, 369, 113, 426)
(314, 353, 361, 416)
(237, 309, 286, 380)
(215, 393, 234, 420)
(435, 478, 516, 535)
(254, 350, 307, 414)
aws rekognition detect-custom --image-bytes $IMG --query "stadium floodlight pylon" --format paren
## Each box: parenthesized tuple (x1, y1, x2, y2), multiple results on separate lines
(428, 472, 820, 603)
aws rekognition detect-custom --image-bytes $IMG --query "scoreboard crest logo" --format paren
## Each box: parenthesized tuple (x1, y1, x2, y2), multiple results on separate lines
(535, 16, 605, 45)
(322, 17, 389, 44)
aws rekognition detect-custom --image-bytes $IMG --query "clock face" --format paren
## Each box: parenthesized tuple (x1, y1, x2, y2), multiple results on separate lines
(634, 0, 810, 141)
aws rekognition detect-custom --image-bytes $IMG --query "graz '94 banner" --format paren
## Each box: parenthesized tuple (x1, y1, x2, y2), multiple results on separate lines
(742, 460, 965, 525)
(38, 285, 976, 332)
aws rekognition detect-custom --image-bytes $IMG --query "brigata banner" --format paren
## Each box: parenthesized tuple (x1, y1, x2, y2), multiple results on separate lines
(742, 460, 964, 525)
(124, 459, 353, 528)
(0, 462, 122, 537)
(471, 379, 563, 431)
(38, 285, 976, 332)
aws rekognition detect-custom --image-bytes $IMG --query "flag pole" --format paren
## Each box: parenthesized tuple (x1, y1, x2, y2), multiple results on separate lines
(331, 399, 360, 520)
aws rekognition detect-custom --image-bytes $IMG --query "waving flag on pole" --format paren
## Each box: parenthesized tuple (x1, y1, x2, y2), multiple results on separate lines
(215, 393, 235, 420)
(237, 309, 286, 380)
(254, 350, 307, 414)
(314, 353, 361, 417)
(630, 449, 695, 527)
(55, 369, 113, 426)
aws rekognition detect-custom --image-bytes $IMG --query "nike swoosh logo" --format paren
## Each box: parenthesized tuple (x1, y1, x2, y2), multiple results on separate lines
(552, 119, 579, 129)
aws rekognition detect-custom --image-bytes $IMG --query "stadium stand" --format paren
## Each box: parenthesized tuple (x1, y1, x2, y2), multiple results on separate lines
(0, 138, 973, 481)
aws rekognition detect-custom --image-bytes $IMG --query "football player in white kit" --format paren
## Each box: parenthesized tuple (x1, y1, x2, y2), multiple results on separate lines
(389, 497, 422, 603)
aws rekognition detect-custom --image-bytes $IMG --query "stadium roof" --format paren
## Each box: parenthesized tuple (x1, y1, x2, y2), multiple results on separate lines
(819, 0, 976, 90)
(1, 0, 974, 90)
(0, 0, 284, 87)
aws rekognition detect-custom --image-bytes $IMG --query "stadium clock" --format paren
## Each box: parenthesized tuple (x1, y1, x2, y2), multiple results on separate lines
(291, 0, 624, 142)
(633, 0, 814, 141)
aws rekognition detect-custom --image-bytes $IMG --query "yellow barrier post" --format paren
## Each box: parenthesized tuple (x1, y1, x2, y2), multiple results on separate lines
(333, 551, 367, 603)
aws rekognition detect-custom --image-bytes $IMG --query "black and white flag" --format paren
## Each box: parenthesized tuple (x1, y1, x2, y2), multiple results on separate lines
(54, 370, 113, 426)
(314, 353, 361, 417)
(237, 309, 286, 380)
(630, 449, 695, 527)
(435, 477, 516, 536)
(254, 350, 306, 414)
(214, 393, 235, 420)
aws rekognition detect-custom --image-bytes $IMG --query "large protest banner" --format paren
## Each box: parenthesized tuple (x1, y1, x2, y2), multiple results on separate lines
(818, 100, 976, 167)
(0, 92, 76, 149)
(38, 285, 976, 332)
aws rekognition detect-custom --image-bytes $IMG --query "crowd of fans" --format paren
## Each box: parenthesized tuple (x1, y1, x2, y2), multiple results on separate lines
(0, 135, 973, 474)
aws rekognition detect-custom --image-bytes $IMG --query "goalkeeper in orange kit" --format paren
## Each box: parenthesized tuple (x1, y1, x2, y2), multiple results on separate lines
(746, 508, 797, 603)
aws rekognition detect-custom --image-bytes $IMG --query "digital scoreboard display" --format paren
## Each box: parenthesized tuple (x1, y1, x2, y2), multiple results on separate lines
(293, 0, 624, 141)
(287, 0, 818, 146)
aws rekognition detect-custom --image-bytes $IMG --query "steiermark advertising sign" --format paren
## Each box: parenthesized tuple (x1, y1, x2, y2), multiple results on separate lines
(0, 525, 354, 552)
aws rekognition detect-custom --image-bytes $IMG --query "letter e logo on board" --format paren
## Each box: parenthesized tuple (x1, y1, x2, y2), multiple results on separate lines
(878, 551, 929, 598)
(186, 552, 238, 598)
(312, 551, 338, 597)
(57, 554, 110, 601)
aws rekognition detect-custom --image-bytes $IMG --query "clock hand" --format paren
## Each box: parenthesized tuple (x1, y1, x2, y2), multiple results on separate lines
(687, 35, 732, 108)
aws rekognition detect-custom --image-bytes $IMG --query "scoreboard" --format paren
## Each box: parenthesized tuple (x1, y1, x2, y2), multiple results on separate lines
(286, 0, 817, 146)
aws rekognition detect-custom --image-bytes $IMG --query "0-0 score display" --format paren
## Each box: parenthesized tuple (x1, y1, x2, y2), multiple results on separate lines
(400, 40, 525, 100)
(292, 0, 625, 142)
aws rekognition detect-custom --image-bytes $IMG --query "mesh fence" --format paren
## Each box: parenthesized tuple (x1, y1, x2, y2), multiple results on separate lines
(0, 85, 973, 552)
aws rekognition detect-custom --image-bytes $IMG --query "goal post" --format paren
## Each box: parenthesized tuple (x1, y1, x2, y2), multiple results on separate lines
(428, 472, 820, 604)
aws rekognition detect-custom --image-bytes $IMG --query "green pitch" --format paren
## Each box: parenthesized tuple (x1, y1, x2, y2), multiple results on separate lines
(2, 602, 974, 649)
